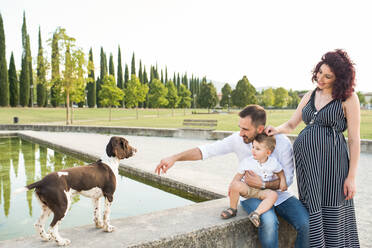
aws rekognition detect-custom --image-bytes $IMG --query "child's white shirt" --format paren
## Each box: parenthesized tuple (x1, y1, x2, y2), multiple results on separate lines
(238, 155, 284, 204)
(238, 155, 283, 182)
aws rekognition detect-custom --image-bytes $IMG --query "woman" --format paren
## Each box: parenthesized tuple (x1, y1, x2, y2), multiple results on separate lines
(266, 49, 360, 247)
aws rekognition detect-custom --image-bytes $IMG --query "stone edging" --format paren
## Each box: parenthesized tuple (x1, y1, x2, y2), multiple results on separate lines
(1, 124, 371, 153)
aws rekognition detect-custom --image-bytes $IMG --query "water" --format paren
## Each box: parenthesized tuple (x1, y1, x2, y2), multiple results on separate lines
(0, 137, 195, 241)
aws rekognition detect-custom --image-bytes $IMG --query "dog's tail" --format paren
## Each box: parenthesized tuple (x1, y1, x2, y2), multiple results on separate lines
(13, 180, 42, 195)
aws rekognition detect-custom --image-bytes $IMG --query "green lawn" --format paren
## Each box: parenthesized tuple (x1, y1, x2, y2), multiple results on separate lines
(0, 107, 371, 139)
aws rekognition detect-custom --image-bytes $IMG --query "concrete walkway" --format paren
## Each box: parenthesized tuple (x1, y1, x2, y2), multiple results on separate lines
(0, 131, 370, 247)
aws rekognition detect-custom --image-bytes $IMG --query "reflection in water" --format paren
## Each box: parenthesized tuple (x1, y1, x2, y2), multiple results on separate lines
(39, 146, 50, 178)
(0, 137, 85, 218)
(24, 142, 35, 216)
(1, 138, 11, 216)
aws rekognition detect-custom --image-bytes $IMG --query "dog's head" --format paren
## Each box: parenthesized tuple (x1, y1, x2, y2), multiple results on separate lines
(106, 136, 137, 159)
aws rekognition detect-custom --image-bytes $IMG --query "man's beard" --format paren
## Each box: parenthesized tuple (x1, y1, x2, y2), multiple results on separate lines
(242, 135, 255, 144)
(242, 130, 258, 144)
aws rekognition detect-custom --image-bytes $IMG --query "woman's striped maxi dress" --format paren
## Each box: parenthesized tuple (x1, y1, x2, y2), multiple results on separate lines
(293, 89, 360, 247)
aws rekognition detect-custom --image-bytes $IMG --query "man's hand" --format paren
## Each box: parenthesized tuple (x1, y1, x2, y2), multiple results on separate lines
(279, 180, 288, 192)
(155, 156, 176, 175)
(244, 170, 263, 189)
(154, 148, 202, 176)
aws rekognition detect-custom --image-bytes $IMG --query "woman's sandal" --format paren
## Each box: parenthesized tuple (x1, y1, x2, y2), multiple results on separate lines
(220, 208, 237, 219)
(248, 211, 260, 227)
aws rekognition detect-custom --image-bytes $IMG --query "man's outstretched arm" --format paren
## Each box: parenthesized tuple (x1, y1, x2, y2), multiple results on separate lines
(155, 148, 202, 175)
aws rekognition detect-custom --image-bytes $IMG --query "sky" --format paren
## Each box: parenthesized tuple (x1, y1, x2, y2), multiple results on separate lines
(1, 0, 372, 93)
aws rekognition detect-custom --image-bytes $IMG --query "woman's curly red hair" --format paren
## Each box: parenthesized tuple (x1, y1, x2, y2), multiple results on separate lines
(311, 49, 355, 101)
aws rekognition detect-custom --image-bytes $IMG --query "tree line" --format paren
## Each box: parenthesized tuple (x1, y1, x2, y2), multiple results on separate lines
(0, 12, 311, 122)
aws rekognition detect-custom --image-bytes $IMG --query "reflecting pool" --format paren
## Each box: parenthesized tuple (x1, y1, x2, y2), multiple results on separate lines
(0, 137, 195, 241)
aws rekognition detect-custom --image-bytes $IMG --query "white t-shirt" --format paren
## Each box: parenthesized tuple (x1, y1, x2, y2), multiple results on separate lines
(238, 156, 283, 202)
(238, 156, 283, 182)
(198, 132, 294, 206)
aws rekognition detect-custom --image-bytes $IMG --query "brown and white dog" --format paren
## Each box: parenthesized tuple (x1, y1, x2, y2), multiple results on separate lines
(15, 136, 136, 246)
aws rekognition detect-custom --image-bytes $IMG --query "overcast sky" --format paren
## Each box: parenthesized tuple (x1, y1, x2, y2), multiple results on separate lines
(2, 0, 371, 92)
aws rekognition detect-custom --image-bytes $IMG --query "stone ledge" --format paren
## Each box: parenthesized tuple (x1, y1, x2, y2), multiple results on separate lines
(0, 198, 296, 248)
(1, 124, 371, 153)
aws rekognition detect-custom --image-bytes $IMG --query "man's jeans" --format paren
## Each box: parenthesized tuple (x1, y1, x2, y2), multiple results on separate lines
(240, 196, 309, 248)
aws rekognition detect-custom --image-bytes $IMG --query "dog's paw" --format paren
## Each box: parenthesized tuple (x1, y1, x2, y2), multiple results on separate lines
(56, 238, 71, 246)
(95, 221, 104, 229)
(103, 224, 115, 232)
(40, 233, 52, 242)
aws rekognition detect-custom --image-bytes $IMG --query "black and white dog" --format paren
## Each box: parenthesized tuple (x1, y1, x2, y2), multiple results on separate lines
(15, 136, 136, 246)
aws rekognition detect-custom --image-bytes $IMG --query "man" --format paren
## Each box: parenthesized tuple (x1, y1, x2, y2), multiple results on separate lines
(155, 105, 309, 248)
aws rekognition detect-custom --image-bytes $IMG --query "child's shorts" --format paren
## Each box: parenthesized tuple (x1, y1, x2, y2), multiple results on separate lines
(241, 185, 272, 199)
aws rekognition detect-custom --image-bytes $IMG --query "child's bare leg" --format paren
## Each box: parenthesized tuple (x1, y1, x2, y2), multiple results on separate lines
(255, 189, 278, 215)
(230, 181, 250, 208)
(221, 181, 249, 218)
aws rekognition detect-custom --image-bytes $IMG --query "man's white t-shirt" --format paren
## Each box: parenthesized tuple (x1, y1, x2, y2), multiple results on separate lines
(198, 132, 294, 206)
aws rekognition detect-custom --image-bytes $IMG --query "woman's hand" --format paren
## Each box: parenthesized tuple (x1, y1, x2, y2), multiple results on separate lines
(343, 176, 356, 200)
(264, 126, 279, 136)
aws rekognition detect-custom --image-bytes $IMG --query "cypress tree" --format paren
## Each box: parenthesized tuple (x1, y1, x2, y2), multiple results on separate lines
(190, 75, 194, 95)
(138, 60, 143, 83)
(97, 47, 107, 107)
(19, 12, 30, 107)
(195, 77, 199, 96)
(50, 31, 61, 107)
(117, 47, 123, 107)
(137, 60, 144, 108)
(165, 66, 168, 84)
(0, 13, 8, 106)
(27, 34, 33, 107)
(8, 52, 18, 107)
(124, 64, 129, 88)
(182, 73, 188, 88)
(20, 38, 30, 107)
(36, 27, 47, 107)
(143, 66, 149, 108)
(117, 46, 123, 89)
(131, 52, 136, 76)
(177, 73, 180, 91)
(100, 48, 107, 78)
(51, 33, 60, 79)
(143, 66, 148, 84)
(173, 73, 176, 86)
(155, 64, 159, 79)
(161, 69, 164, 84)
(150, 66, 155, 84)
(109, 53, 115, 77)
(87, 48, 96, 108)
(190, 75, 195, 108)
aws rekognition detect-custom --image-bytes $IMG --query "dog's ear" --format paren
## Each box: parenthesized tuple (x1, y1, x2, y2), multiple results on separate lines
(117, 137, 129, 159)
(106, 137, 116, 157)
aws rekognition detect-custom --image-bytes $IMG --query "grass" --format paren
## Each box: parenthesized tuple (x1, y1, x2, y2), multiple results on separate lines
(0, 107, 371, 139)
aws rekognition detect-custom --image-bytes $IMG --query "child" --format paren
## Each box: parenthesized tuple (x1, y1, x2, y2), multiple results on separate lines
(220, 133, 287, 227)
